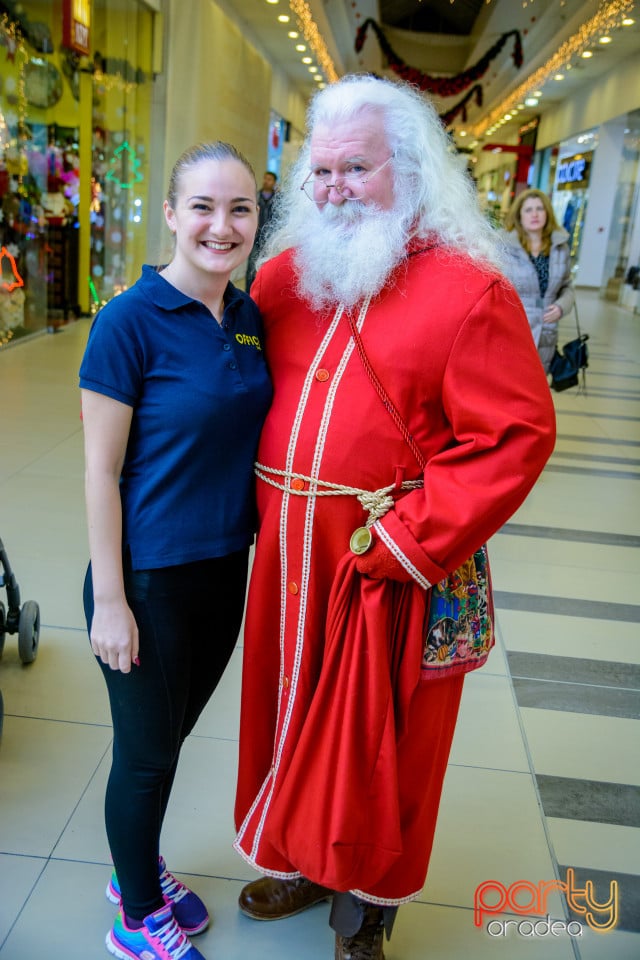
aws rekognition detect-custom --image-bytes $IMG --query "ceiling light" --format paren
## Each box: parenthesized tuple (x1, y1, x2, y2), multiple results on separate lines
(309, 66, 317, 72)
(622, 18, 635, 25)
(554, 73, 565, 80)
(470, 0, 634, 138)
(288, 31, 298, 38)
(277, 14, 290, 22)
(295, 44, 306, 51)
(302, 56, 312, 63)
(581, 50, 593, 58)
(265, 0, 278, 4)
(599, 35, 612, 43)
(504, 113, 512, 120)
(533, 91, 542, 97)
(459, 130, 467, 137)
(525, 97, 539, 106)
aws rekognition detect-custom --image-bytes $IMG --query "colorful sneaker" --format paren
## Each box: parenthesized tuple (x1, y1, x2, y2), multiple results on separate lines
(106, 857, 210, 935)
(106, 904, 206, 960)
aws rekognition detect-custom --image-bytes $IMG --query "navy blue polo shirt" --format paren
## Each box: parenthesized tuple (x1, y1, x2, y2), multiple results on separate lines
(79, 265, 272, 569)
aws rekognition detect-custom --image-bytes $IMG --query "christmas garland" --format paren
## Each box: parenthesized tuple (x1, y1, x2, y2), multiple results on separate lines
(439, 84, 483, 127)
(355, 18, 522, 97)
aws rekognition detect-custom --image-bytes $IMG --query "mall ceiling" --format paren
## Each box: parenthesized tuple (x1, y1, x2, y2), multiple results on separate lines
(227, 0, 640, 145)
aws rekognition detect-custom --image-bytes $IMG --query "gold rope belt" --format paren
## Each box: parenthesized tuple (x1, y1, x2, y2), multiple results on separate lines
(254, 462, 423, 554)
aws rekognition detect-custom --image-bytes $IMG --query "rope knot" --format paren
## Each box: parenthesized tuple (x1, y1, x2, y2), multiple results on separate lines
(356, 488, 395, 524)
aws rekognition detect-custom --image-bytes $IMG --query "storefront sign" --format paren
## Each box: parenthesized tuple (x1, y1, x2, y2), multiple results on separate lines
(62, 0, 91, 56)
(556, 151, 593, 190)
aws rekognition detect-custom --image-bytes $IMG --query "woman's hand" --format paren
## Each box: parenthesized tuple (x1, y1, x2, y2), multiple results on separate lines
(543, 303, 562, 323)
(90, 597, 139, 673)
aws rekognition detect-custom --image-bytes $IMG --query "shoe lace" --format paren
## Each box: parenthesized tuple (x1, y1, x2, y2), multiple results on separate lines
(153, 913, 191, 960)
(160, 867, 189, 905)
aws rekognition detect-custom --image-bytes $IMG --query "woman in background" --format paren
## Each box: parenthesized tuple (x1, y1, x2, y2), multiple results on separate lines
(503, 188, 575, 372)
(80, 142, 271, 960)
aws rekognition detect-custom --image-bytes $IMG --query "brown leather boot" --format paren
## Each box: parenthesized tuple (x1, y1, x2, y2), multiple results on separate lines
(335, 905, 385, 960)
(238, 875, 332, 920)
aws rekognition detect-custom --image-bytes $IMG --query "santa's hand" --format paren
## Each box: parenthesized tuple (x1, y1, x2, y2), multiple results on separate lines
(355, 534, 414, 582)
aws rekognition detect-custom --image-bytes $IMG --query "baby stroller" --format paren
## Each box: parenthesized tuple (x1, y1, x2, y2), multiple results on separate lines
(0, 536, 41, 738)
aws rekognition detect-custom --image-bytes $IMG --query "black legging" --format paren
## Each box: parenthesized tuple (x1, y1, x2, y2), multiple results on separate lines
(83, 548, 248, 921)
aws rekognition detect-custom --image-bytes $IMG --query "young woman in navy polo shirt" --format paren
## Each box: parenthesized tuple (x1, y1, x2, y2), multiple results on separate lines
(80, 142, 272, 960)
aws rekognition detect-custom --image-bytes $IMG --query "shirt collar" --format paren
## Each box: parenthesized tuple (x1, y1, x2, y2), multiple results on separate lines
(139, 264, 243, 314)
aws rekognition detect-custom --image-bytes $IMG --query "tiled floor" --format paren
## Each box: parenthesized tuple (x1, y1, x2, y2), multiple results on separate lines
(0, 288, 638, 959)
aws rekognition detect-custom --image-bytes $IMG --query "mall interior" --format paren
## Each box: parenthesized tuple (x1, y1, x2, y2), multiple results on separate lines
(0, 1, 638, 958)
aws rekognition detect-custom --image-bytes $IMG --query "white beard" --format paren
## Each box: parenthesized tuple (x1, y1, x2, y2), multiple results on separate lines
(293, 201, 412, 311)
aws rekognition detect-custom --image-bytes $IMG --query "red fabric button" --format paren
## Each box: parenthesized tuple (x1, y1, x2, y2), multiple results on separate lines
(291, 477, 305, 491)
(287, 581, 299, 595)
(316, 368, 330, 382)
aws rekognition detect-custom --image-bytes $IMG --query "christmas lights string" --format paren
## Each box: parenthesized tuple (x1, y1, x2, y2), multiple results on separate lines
(473, 0, 635, 136)
(289, 0, 339, 84)
(354, 18, 522, 96)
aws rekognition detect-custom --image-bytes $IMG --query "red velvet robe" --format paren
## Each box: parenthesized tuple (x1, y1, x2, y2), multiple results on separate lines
(234, 244, 556, 904)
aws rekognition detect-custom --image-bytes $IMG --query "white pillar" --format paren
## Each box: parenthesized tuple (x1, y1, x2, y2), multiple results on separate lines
(575, 117, 627, 288)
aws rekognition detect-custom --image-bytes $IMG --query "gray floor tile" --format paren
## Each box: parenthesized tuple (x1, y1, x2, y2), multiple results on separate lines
(512, 677, 640, 718)
(495, 591, 640, 622)
(507, 652, 640, 689)
(536, 775, 640, 827)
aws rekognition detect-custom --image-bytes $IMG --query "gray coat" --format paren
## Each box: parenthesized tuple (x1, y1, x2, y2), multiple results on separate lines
(501, 227, 575, 371)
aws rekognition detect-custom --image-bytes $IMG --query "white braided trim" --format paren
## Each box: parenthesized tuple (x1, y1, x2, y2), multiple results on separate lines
(255, 463, 423, 526)
(373, 520, 431, 590)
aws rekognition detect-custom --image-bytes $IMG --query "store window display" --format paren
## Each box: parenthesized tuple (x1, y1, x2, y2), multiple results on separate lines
(0, 0, 154, 347)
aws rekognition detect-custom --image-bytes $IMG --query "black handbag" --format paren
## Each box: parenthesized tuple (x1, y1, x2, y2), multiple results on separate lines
(549, 305, 589, 392)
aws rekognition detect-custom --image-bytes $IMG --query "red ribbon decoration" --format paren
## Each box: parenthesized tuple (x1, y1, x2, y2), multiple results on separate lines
(355, 18, 523, 97)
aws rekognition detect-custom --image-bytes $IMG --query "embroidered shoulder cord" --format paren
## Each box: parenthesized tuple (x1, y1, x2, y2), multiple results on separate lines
(254, 464, 422, 527)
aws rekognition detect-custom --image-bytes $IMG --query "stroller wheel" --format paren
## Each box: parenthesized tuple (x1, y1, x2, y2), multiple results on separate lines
(18, 600, 40, 664)
(0, 601, 5, 658)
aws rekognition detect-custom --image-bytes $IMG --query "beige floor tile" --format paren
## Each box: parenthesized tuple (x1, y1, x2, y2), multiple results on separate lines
(422, 765, 560, 913)
(0, 627, 110, 725)
(449, 672, 529, 772)
(191, 646, 242, 741)
(507, 472, 640, 536)
(497, 610, 640, 664)
(489, 548, 639, 604)
(390, 900, 577, 960)
(576, 928, 640, 960)
(0, 854, 45, 945)
(0, 716, 111, 856)
(546, 817, 640, 876)
(519, 708, 640, 785)
(492, 532, 640, 576)
(53, 734, 256, 882)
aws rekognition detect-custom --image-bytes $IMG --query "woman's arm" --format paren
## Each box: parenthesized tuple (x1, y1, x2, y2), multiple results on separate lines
(544, 246, 575, 322)
(81, 388, 139, 673)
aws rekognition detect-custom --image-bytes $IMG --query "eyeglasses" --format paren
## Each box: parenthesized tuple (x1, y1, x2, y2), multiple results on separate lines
(300, 156, 394, 203)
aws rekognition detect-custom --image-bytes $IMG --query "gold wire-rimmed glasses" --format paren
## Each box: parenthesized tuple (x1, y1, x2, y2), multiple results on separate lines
(300, 155, 394, 203)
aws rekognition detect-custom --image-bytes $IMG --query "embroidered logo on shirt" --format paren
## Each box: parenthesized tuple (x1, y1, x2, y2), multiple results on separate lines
(235, 333, 262, 350)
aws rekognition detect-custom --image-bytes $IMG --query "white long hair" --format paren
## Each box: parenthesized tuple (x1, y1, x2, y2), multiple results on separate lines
(260, 74, 504, 272)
